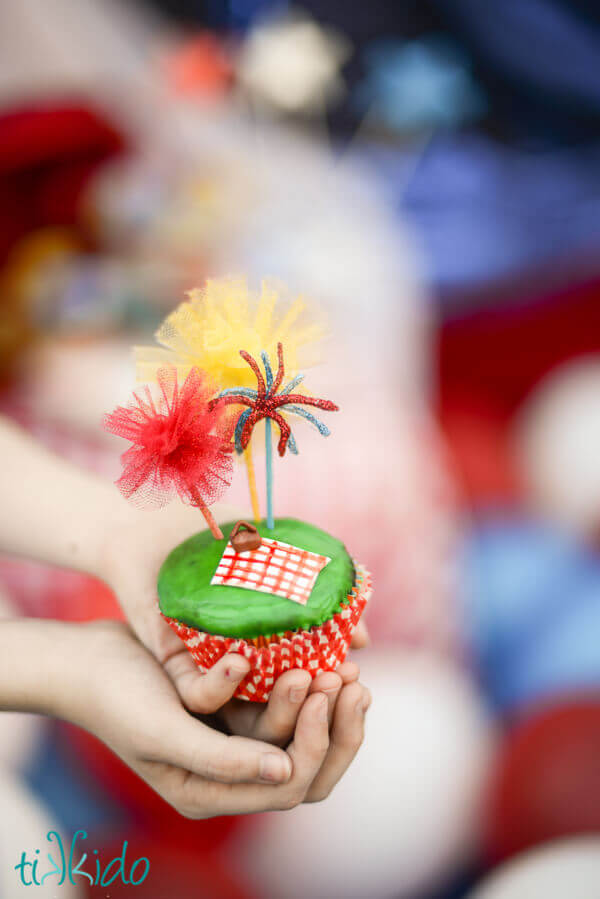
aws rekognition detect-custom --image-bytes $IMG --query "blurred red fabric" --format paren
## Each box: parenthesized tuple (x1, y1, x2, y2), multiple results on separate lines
(437, 278, 600, 505)
(0, 102, 125, 265)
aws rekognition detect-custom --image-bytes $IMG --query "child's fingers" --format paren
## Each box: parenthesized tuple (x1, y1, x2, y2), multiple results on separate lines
(274, 691, 331, 807)
(309, 671, 342, 727)
(153, 715, 293, 787)
(176, 692, 330, 816)
(164, 651, 250, 715)
(251, 669, 312, 745)
(219, 696, 261, 739)
(224, 667, 352, 744)
(336, 660, 360, 684)
(350, 621, 370, 649)
(304, 682, 370, 803)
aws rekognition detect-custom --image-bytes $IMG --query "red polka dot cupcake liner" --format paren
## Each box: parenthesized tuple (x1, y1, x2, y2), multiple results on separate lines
(162, 563, 372, 702)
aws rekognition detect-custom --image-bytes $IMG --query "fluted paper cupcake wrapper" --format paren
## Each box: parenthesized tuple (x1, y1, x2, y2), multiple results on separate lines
(162, 563, 372, 702)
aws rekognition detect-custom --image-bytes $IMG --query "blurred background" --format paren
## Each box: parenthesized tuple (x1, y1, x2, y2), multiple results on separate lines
(1, 0, 600, 896)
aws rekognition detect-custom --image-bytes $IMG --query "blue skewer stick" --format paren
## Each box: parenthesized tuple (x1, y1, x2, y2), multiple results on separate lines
(261, 350, 275, 530)
(265, 418, 274, 530)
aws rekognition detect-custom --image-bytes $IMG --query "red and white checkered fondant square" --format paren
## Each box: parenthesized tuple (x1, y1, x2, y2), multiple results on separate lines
(211, 538, 331, 605)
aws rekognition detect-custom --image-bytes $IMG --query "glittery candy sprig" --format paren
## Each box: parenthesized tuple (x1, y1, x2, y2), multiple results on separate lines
(211, 342, 338, 457)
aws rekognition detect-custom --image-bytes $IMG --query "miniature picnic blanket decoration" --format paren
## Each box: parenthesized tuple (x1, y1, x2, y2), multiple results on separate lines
(211, 537, 331, 606)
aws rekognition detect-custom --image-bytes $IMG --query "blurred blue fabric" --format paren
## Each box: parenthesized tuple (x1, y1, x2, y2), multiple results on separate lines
(365, 136, 600, 294)
(24, 723, 127, 837)
(433, 0, 600, 133)
(461, 520, 600, 715)
(357, 0, 600, 296)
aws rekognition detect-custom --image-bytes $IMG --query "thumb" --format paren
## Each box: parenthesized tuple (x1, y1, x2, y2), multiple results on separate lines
(164, 650, 251, 714)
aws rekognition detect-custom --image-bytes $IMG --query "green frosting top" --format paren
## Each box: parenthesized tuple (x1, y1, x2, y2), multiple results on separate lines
(157, 518, 354, 639)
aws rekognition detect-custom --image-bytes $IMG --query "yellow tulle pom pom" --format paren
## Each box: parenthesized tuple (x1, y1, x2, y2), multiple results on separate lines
(134, 276, 325, 390)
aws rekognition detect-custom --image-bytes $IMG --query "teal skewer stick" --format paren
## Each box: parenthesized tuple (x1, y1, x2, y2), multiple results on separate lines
(265, 418, 274, 529)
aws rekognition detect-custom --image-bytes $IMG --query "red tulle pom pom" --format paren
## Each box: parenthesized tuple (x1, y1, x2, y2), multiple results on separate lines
(104, 367, 233, 510)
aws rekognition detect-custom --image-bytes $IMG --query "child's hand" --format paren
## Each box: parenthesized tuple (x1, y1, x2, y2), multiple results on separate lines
(1, 619, 368, 817)
(85, 622, 371, 811)
(218, 664, 371, 802)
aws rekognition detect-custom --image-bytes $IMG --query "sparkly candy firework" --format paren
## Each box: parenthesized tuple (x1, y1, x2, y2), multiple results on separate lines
(103, 366, 233, 539)
(212, 342, 338, 528)
(212, 342, 338, 456)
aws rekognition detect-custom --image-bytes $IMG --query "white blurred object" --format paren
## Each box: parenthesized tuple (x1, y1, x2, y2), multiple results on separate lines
(237, 12, 351, 115)
(515, 359, 600, 536)
(241, 650, 496, 899)
(0, 772, 82, 898)
(467, 838, 600, 899)
(0, 589, 81, 896)
(221, 135, 426, 387)
(0, 0, 162, 105)
(20, 338, 134, 439)
(0, 709, 41, 772)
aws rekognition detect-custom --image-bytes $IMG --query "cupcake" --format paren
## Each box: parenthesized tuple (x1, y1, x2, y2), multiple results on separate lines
(159, 519, 370, 701)
(105, 278, 373, 701)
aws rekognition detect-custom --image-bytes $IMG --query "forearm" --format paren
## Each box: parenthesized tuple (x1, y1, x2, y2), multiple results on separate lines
(0, 618, 90, 719)
(0, 416, 131, 578)
(0, 416, 242, 586)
